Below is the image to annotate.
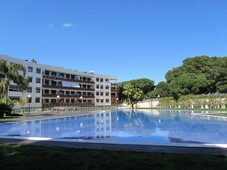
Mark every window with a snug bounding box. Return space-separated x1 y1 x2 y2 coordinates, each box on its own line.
96 99 99 102
51 90 57 95
106 99 109 103
96 78 99 82
51 72 57 77
27 87 32 93
36 77 41 83
100 85 103 89
28 66 33 73
28 76 32 83
35 97 40 103
9 85 21 92
36 68 41 74
106 92 109 96
96 84 99 89
100 92 103 96
105 85 109 89
96 92 99 96
105 79 109 83
44 79 49 85
100 78 103 82
44 99 49 103
66 74 70 79
36 87 41 93
44 70 49 76
59 73 64 78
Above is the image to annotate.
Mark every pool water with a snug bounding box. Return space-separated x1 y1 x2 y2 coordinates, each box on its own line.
0 109 227 145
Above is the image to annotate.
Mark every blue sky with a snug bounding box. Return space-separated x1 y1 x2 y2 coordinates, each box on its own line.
1 0 227 84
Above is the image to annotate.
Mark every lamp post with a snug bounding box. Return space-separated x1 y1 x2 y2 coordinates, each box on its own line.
157 95 160 108
116 97 119 110
27 94 31 116
57 95 60 113
80 96 83 111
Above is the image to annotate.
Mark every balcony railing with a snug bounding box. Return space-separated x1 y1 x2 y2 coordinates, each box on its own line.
43 75 94 84
42 103 95 108
111 89 118 92
111 96 118 98
42 84 95 91
111 102 119 106
111 83 118 86
42 93 94 98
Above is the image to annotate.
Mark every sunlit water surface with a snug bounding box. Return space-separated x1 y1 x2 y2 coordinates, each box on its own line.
0 109 227 145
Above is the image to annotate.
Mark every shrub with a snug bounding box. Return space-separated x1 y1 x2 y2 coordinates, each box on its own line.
0 103 12 117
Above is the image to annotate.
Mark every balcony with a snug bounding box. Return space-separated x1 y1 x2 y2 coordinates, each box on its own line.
43 75 94 84
42 93 95 98
111 89 118 93
111 83 118 86
111 95 118 99
42 84 95 91
111 102 119 106
42 103 95 108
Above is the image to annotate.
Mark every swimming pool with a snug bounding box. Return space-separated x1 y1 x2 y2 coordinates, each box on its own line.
0 109 227 145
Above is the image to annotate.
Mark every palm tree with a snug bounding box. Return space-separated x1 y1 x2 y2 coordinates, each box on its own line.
0 60 28 101
17 98 29 113
123 83 144 109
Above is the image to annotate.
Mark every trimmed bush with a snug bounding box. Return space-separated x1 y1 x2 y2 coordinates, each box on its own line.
0 103 12 117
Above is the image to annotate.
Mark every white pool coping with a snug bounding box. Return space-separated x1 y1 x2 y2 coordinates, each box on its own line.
1 135 227 149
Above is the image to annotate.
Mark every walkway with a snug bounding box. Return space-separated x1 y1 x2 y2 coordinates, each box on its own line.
0 110 98 123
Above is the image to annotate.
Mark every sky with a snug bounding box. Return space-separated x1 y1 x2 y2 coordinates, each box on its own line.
1 0 227 84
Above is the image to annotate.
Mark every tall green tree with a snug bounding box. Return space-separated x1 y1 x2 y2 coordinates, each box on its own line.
0 60 28 100
168 73 210 101
129 78 155 95
165 67 183 83
165 55 227 94
147 81 170 98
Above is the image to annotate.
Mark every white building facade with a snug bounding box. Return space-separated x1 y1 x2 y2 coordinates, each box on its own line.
0 55 118 108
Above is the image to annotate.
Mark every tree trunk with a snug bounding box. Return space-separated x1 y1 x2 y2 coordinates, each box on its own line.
131 103 134 109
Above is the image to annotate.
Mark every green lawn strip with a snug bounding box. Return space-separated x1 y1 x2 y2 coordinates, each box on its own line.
0 144 227 170
0 116 21 120
0 114 22 121
140 107 227 111
210 113 227 117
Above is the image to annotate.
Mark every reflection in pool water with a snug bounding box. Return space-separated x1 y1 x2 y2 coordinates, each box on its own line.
0 109 227 145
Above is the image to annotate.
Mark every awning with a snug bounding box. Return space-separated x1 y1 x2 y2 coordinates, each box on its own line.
62 81 80 88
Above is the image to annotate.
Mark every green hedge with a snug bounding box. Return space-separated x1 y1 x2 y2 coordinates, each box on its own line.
0 103 12 117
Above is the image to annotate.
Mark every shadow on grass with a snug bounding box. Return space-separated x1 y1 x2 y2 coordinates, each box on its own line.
1 140 227 170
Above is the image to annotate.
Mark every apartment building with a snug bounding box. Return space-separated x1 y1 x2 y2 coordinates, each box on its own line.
0 55 118 108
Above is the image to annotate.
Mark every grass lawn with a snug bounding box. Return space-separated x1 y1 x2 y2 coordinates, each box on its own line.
211 113 227 117
0 114 22 121
0 144 227 170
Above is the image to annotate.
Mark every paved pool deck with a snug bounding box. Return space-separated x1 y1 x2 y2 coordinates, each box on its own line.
0 110 99 123
1 110 227 155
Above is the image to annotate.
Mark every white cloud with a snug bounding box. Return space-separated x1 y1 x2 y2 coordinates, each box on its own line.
63 23 73 28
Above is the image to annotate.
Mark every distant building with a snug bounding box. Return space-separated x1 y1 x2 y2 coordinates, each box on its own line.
0 55 118 108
